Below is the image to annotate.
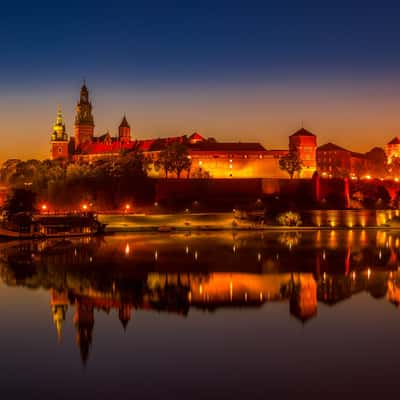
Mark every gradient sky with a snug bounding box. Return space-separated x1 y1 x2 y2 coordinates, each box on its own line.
2 0 400 159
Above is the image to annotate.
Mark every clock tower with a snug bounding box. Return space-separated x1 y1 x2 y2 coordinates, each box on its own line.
74 82 94 148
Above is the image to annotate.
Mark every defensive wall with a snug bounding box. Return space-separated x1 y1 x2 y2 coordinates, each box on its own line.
154 176 400 209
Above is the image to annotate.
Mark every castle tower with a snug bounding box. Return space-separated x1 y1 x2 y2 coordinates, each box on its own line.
386 137 400 164
50 289 69 343
118 115 131 143
289 127 317 178
50 107 69 160
118 303 133 330
73 299 94 365
74 82 94 148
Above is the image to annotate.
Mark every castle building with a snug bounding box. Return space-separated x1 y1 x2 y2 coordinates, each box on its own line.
74 83 94 148
50 289 69 343
50 107 69 160
317 142 370 178
386 136 400 164
289 128 317 178
50 83 317 179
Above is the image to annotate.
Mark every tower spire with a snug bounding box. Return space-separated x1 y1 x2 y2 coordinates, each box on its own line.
74 82 95 148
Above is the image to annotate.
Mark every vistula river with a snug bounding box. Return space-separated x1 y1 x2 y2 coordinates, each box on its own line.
0 230 400 399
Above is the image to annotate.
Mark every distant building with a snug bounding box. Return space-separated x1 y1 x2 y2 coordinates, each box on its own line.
50 83 317 179
289 128 317 178
50 107 69 160
317 142 369 178
386 136 400 164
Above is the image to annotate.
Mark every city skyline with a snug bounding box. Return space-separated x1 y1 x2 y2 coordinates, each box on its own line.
2 79 400 161
2 1 400 159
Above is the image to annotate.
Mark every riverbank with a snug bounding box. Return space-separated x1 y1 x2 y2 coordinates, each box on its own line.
98 211 399 232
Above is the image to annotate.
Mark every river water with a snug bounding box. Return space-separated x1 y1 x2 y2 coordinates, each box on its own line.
1 230 400 399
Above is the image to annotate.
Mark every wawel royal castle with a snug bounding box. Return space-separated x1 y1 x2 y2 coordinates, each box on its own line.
50 83 317 178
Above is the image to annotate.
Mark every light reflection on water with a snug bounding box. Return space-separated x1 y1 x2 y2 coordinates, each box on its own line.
1 231 400 398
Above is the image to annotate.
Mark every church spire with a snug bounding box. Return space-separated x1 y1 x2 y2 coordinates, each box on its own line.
51 106 68 142
118 114 131 143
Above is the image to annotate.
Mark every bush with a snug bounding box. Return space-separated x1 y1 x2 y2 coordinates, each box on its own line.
276 211 302 226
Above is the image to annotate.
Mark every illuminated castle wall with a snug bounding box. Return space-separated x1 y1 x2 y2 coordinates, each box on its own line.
50 84 317 179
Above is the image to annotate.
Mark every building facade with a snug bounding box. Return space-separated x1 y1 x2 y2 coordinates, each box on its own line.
386 137 400 164
50 84 317 179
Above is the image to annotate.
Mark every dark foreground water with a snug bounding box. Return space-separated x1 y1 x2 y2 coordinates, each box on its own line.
1 230 400 399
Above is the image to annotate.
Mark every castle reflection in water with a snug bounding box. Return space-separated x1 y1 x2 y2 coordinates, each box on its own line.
1 230 400 364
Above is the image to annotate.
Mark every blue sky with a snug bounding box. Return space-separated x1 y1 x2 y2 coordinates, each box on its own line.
1 0 400 158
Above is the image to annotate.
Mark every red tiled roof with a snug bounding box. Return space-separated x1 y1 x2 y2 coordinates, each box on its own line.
290 128 316 137
317 142 349 152
77 134 266 155
388 137 400 145
189 142 266 152
80 140 136 154
189 132 205 141
119 115 130 128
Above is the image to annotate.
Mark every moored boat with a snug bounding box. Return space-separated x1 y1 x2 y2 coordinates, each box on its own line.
0 212 106 239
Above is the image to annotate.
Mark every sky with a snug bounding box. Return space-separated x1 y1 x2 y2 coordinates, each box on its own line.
1 0 400 159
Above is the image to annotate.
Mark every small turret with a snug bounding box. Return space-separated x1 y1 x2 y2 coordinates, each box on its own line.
118 115 131 143
118 304 132 330
50 107 69 160
50 289 69 343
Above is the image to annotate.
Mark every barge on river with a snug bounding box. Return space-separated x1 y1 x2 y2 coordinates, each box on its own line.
0 212 106 239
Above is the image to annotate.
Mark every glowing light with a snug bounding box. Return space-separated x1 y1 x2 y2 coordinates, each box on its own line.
199 285 203 295
125 204 131 211
194 251 198 260
82 204 88 211
259 292 263 301
257 252 261 262
185 245 189 254
364 175 372 180
125 243 130 256
41 204 47 211
367 268 371 279
154 250 158 261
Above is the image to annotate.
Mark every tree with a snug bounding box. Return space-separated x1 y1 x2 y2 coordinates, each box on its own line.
279 153 302 179
3 188 37 215
171 143 192 178
156 143 191 178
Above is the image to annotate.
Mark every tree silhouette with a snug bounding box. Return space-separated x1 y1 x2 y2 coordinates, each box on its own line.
279 153 303 179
